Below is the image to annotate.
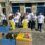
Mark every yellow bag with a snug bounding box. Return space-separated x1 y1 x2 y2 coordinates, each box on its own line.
16 33 24 39
16 33 32 41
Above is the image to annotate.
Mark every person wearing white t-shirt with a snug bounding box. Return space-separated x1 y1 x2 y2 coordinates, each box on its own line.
16 10 21 17
37 13 44 32
1 13 8 26
31 13 37 30
25 12 31 28
13 14 20 28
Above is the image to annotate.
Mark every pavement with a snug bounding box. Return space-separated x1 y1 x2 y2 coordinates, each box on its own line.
32 31 45 45
0 27 45 45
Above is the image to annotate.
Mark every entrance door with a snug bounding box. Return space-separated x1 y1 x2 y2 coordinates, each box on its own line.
12 6 20 13
24 7 31 13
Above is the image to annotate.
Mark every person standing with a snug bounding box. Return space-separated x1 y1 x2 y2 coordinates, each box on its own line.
16 10 21 27
16 10 21 17
25 12 31 28
9 15 15 30
13 13 20 28
37 13 44 32
31 13 37 30
1 13 8 26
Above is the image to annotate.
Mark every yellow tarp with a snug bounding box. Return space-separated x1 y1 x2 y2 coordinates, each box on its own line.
16 33 32 41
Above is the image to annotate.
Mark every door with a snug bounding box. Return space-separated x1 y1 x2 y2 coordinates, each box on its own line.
24 7 31 13
36 3 45 16
12 6 20 13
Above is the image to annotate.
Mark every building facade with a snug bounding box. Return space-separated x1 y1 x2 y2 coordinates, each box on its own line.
0 0 45 16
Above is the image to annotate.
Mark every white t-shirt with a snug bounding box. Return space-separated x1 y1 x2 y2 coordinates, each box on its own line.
31 15 37 21
25 13 31 21
2 16 6 20
1 14 6 20
17 12 21 17
37 15 44 23
13 15 20 23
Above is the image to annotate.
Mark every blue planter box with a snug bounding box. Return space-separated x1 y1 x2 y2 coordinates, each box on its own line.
0 26 10 33
2 39 16 45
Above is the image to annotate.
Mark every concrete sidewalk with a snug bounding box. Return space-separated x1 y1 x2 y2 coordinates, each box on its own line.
32 31 45 45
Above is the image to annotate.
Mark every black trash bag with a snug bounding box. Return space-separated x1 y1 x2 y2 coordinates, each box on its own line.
6 33 13 39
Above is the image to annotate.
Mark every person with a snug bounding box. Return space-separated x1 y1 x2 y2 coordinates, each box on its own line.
19 13 26 28
37 13 44 32
8 12 14 18
26 12 32 28
9 15 15 30
1 13 8 26
22 17 29 29
31 13 37 30
13 13 20 28
16 10 21 27
16 10 21 17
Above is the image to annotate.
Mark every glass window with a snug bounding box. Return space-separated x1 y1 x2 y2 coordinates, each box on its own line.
25 3 32 7
12 3 20 13
1 3 5 8
37 3 45 16
1 3 6 15
25 7 31 13
25 3 31 13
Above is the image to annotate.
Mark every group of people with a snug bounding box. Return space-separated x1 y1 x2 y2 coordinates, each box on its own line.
0 10 45 32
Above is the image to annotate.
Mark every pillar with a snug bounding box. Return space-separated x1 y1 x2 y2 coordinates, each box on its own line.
5 1 12 20
20 4 25 14
6 2 12 15
31 3 37 13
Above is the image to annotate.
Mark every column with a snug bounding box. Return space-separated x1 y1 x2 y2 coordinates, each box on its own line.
20 4 25 14
31 4 37 13
5 0 12 21
6 3 12 15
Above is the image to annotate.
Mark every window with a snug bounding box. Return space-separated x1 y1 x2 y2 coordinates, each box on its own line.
37 3 45 16
12 3 20 13
24 3 32 13
1 3 6 15
1 3 5 7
